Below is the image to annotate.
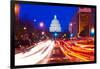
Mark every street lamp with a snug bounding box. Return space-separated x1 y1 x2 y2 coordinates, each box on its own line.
41 31 45 35
15 4 20 16
69 23 73 39
54 32 58 40
70 33 73 37
39 22 44 27
54 32 58 37
24 27 27 30
91 28 94 34
70 23 72 26
33 19 37 22
90 28 94 36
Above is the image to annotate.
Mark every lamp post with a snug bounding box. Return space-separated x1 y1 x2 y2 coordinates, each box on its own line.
15 4 20 16
70 23 73 39
70 23 72 27
39 22 45 39
90 27 94 37
24 27 27 30
39 22 44 28
41 31 45 35
23 27 27 34
54 32 58 40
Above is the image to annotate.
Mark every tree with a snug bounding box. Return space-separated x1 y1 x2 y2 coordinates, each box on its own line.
79 25 89 37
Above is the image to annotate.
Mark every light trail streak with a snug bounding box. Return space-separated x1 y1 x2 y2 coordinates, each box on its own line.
63 41 94 54
15 40 54 65
15 40 51 58
62 41 94 61
37 40 54 64
74 43 94 49
23 40 52 57
57 40 94 62
56 41 73 61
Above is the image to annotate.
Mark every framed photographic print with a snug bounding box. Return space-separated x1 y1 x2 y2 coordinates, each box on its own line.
11 1 96 68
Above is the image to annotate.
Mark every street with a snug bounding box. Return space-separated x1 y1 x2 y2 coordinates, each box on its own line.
15 38 94 65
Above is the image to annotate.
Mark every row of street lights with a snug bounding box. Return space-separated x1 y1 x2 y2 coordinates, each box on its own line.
23 21 94 39
23 21 45 35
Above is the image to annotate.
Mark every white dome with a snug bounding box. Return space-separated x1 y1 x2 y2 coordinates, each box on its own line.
49 15 61 32
51 19 60 27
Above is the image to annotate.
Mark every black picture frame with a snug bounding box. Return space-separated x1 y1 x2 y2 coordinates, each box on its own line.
11 1 97 69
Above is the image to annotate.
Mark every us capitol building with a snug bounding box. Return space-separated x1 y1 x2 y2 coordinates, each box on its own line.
49 15 61 32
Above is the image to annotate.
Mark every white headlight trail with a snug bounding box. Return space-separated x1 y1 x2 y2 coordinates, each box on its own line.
15 40 54 65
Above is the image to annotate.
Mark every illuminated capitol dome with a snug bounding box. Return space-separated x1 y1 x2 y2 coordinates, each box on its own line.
49 15 61 32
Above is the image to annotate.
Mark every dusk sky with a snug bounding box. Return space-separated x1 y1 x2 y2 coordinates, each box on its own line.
18 3 79 32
